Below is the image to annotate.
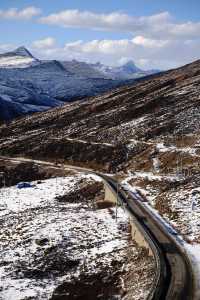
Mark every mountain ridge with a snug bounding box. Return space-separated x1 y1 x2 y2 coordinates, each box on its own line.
0 47 132 122
0 47 159 78
12 46 36 58
0 46 34 59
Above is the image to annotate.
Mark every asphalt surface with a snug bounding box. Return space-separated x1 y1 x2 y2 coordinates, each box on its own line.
103 175 194 300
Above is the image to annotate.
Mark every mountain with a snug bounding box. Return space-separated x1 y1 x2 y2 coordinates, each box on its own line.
0 47 132 122
0 46 39 69
60 60 105 79
90 60 159 80
121 60 142 73
12 46 35 58
62 60 146 80
60 59 159 80
0 47 160 122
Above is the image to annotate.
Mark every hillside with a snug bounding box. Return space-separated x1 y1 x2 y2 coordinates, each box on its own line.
1 58 200 244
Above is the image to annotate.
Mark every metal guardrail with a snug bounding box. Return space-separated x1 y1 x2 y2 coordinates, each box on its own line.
101 175 171 300
101 175 194 300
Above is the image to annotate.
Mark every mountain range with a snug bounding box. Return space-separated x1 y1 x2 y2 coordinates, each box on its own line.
0 46 159 122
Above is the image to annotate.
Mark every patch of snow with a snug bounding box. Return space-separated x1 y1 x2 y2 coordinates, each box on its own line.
156 143 197 156
152 157 160 173
0 56 36 69
66 138 113 147
168 189 200 242
121 116 147 129
0 176 81 215
81 173 102 182
133 171 180 182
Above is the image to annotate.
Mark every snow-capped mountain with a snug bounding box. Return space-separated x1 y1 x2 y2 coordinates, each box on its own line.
0 47 159 122
60 60 104 79
91 60 159 80
60 59 159 80
0 47 122 122
0 46 39 69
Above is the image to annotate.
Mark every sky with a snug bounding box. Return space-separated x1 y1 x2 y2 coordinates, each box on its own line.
0 0 200 69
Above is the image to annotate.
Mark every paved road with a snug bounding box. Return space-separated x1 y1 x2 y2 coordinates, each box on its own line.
103 175 194 300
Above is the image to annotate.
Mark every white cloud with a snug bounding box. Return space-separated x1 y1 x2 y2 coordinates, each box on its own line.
63 39 135 55
30 35 200 70
39 9 200 40
39 9 174 37
0 43 14 53
132 36 169 48
0 6 41 20
1 6 199 70
62 37 169 57
32 37 56 49
40 9 138 32
36 8 200 70
168 22 200 39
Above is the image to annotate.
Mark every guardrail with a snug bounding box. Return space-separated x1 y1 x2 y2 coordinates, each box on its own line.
101 175 171 299
101 174 195 300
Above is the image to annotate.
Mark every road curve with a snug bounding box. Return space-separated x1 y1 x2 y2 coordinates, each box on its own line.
0 156 197 299
102 175 194 300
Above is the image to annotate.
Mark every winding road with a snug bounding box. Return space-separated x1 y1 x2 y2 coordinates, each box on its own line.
0 156 198 300
103 175 194 300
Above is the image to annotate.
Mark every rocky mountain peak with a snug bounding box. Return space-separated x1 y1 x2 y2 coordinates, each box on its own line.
13 46 35 59
121 60 142 73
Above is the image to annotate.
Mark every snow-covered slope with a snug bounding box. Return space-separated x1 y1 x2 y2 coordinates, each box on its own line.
0 46 39 69
0 174 128 299
0 56 36 68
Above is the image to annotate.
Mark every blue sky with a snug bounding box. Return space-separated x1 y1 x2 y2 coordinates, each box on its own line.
1 0 200 69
